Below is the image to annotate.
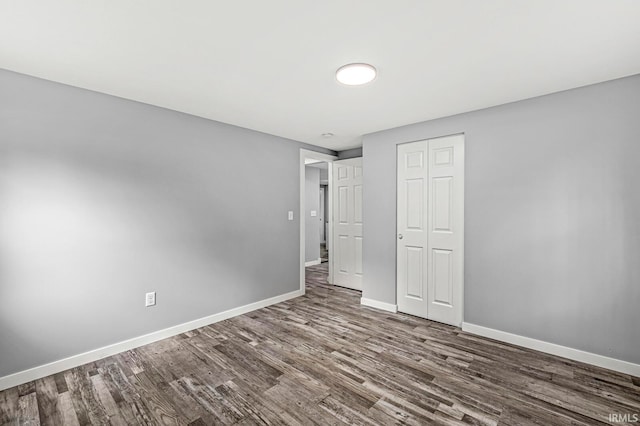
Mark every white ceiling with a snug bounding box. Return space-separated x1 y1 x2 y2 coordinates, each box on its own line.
2 1 639 151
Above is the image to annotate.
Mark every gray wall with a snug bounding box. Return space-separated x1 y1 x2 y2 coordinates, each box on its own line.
337 147 363 160
0 70 333 378
319 166 328 183
362 74 640 364
304 166 320 262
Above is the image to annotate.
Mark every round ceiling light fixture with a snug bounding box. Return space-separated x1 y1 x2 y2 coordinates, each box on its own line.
322 133 334 138
336 63 377 86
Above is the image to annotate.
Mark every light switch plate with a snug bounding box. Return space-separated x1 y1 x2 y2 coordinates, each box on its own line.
288 211 294 220
145 292 156 307
310 210 317 217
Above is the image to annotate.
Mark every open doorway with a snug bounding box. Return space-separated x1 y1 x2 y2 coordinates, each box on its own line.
319 184 328 263
299 149 337 294
306 161 329 265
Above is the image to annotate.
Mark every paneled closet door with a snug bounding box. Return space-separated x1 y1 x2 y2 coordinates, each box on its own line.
397 141 429 318
397 134 464 326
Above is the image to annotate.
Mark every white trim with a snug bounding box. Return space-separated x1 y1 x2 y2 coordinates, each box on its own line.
300 149 338 295
305 259 321 267
361 297 398 313
462 322 640 377
0 289 303 392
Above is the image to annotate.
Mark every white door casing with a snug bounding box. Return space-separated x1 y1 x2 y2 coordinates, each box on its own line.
397 134 464 326
332 158 363 290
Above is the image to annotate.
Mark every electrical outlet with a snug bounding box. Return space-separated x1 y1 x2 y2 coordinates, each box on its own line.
145 292 156 307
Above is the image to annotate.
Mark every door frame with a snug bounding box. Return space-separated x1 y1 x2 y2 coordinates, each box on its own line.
395 134 465 326
300 149 338 294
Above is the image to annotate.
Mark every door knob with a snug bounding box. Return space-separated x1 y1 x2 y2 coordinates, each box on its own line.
398 234 403 239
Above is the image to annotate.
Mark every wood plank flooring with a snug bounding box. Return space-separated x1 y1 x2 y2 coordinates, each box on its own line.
1 263 639 425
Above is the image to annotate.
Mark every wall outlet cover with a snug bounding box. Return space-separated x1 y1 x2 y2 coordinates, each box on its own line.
145 292 156 307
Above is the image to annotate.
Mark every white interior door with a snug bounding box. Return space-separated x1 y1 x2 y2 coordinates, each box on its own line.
397 140 429 317
332 158 363 290
397 134 464 326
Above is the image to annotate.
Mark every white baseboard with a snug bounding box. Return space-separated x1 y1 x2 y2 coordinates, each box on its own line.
361 297 398 313
0 289 303 392
305 259 321 267
462 322 640 378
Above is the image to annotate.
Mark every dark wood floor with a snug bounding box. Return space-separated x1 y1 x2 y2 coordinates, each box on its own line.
1 264 639 425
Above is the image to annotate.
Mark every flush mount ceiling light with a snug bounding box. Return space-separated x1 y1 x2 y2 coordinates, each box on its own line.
322 133 334 138
336 63 377 86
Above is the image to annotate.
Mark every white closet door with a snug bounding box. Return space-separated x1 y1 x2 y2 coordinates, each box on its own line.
397 134 464 326
396 141 429 317
332 158 363 290
426 134 464 326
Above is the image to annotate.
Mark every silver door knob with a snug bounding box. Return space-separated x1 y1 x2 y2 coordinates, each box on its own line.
398 234 403 239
